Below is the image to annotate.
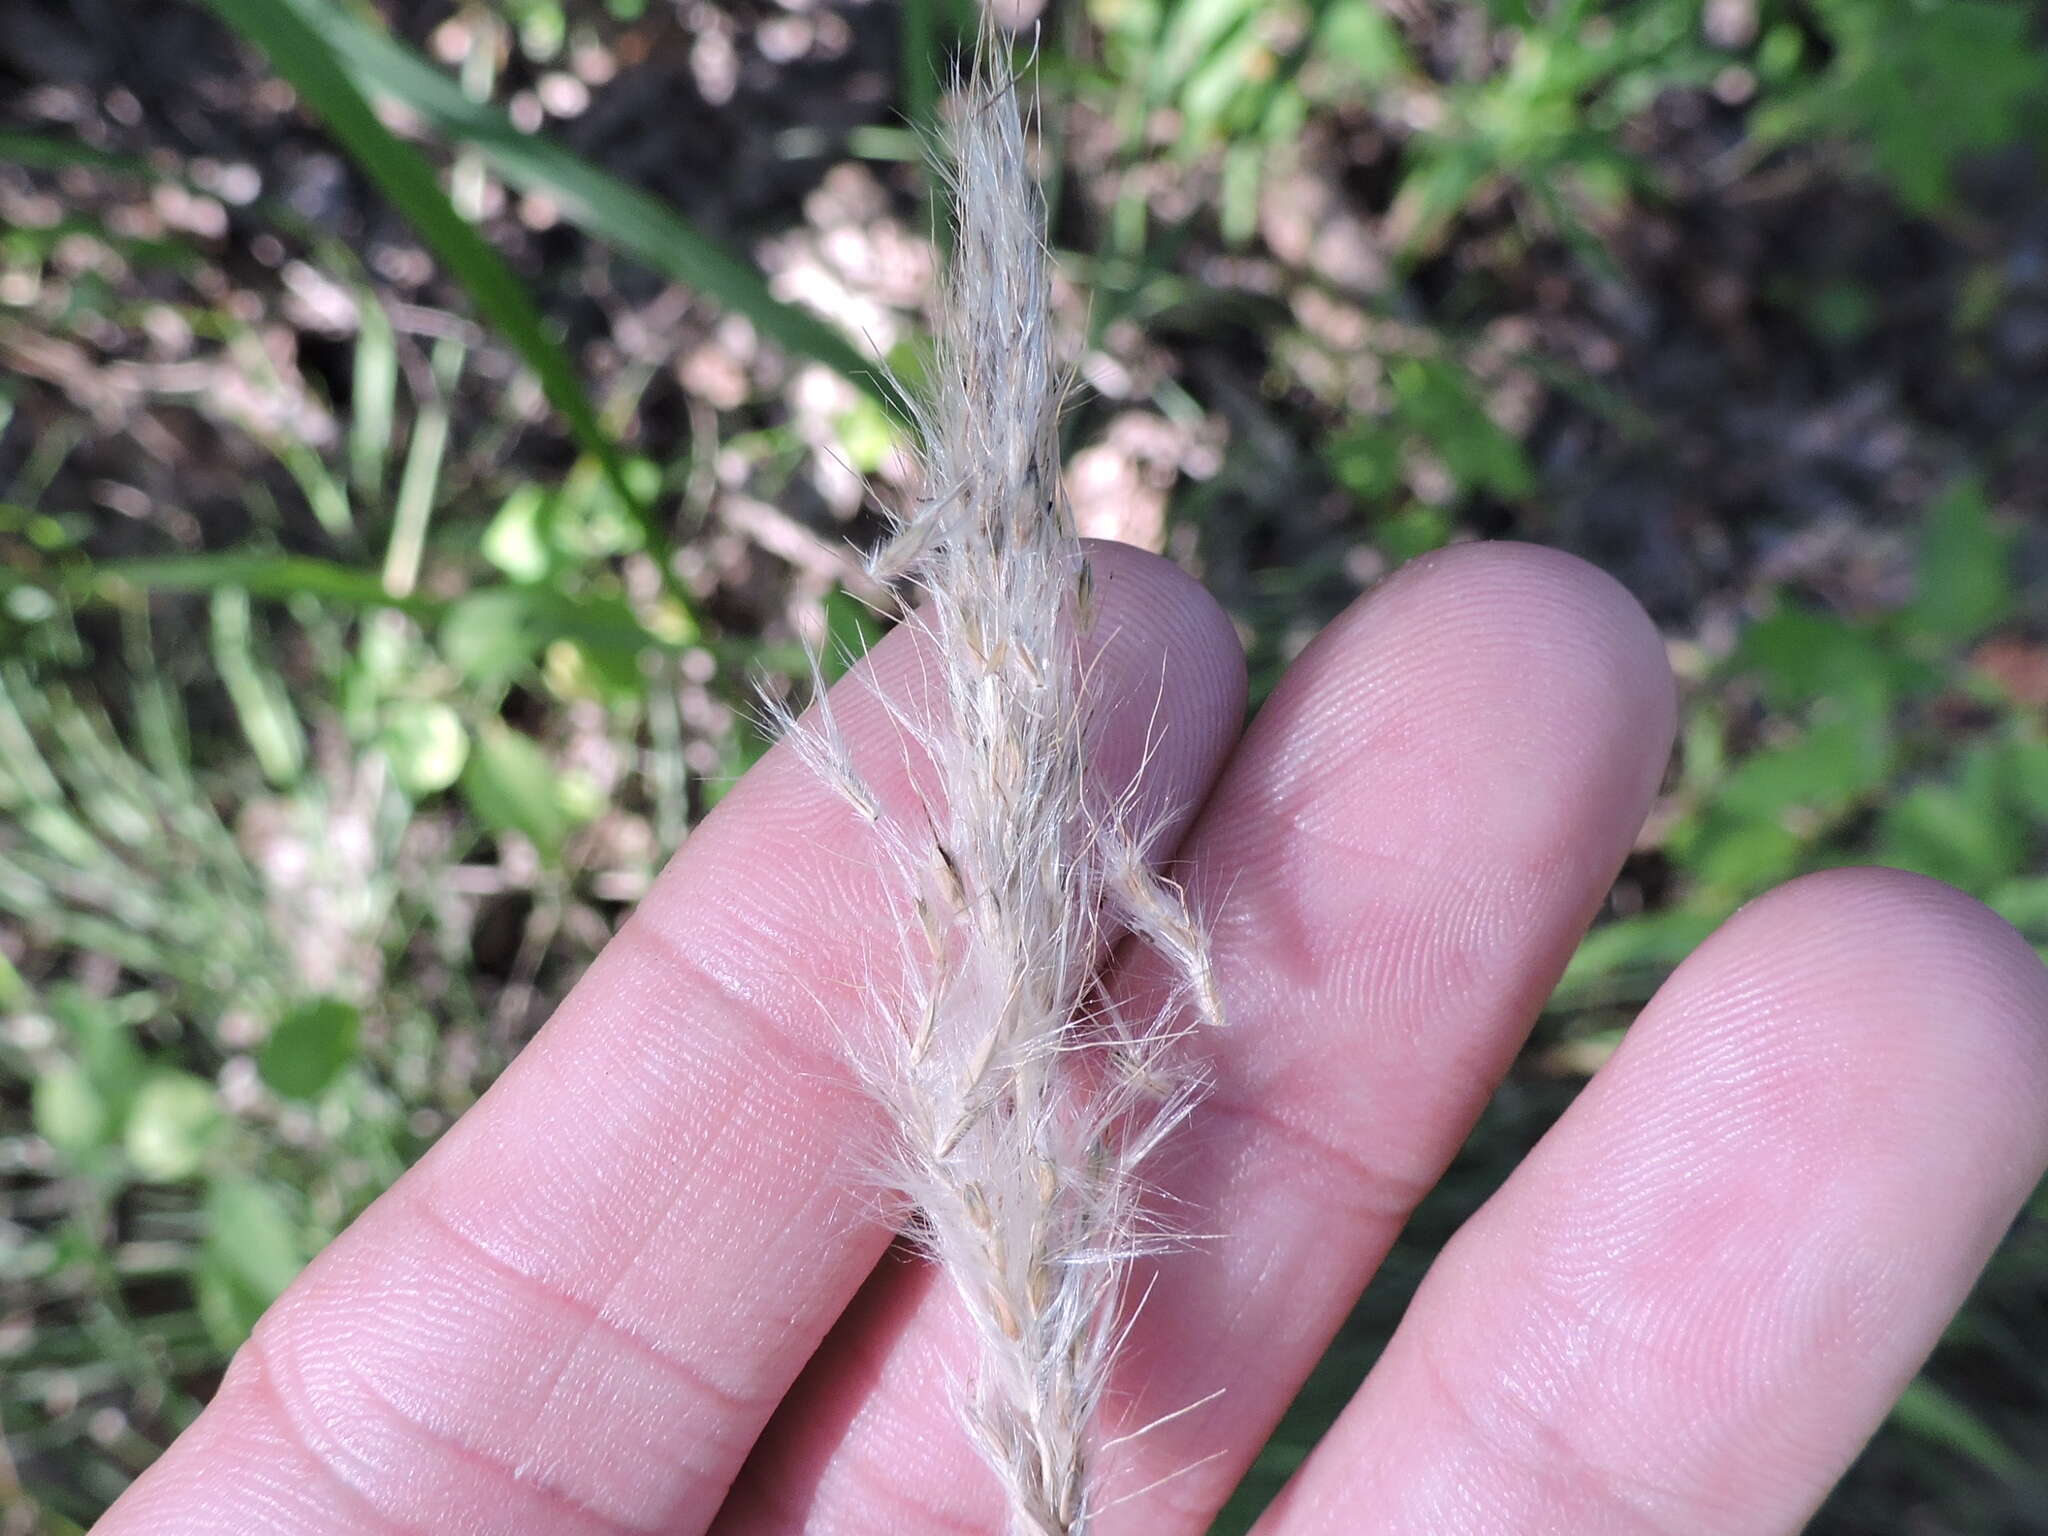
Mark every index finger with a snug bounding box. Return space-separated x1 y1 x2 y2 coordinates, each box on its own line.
95 543 1245 1536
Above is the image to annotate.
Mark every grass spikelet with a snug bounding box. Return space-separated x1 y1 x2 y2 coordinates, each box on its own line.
776 37 1224 1536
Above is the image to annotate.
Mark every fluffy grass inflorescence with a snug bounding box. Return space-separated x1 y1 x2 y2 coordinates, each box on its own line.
776 46 1225 1536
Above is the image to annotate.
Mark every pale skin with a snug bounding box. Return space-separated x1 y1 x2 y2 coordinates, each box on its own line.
99 541 2048 1535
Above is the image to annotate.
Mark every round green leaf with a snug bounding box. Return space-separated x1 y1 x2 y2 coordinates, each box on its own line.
834 395 901 475
205 1177 306 1300
440 588 543 685
196 1176 308 1350
482 483 554 583
259 998 363 1101
33 1066 110 1157
461 721 579 861
124 1072 223 1182
377 700 469 798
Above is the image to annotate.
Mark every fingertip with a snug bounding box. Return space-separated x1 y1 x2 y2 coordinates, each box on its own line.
1383 540 1678 745
1081 538 1248 739
1732 863 2046 989
1693 866 2048 1152
1272 542 1675 785
1076 540 1248 838
1546 864 2048 1328
1272 867 2048 1535
1230 541 1676 941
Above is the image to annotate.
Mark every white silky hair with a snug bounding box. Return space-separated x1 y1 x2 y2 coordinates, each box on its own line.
773 44 1223 1536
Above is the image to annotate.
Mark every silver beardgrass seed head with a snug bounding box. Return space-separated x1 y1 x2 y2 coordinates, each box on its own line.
780 36 1226 1536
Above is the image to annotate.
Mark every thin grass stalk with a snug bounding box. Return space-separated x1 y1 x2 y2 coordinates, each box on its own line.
778 49 1223 1536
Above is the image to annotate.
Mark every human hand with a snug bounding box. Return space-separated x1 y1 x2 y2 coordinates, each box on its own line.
97 542 2048 1535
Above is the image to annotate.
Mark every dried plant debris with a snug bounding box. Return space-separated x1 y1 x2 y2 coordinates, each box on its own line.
773 51 1224 1536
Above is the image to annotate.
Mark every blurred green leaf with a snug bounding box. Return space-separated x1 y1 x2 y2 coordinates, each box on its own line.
552 456 657 563
1877 764 2025 895
441 589 547 685
1386 2 1694 259
2001 733 2048 823
0 133 156 177
898 0 943 141
482 460 660 587
542 636 645 708
834 394 903 476
1324 422 1404 502
1737 607 1891 706
461 721 579 860
1892 1377 2024 1482
270 0 904 418
1150 0 1257 104
349 286 399 498
1718 712 1894 819
1 216 203 279
482 484 555 584
1909 479 2012 645
209 1178 307 1299
198 0 650 547
821 587 883 683
377 700 469 798
440 585 665 687
1728 606 1843 696
89 553 439 616
1389 358 1534 500
51 986 147 1116
1317 1 1408 88
1377 506 1454 563
259 997 361 1101
33 1066 112 1158
210 588 306 787
1171 7 1269 145
1553 908 1723 1008
1389 144 1494 255
273 434 355 544
1762 0 2048 212
1987 876 2048 932
1325 357 1533 509
1694 602 1917 902
1676 811 1805 896
197 1178 305 1350
124 1072 223 1182
554 767 607 825
384 337 458 600
508 0 566 60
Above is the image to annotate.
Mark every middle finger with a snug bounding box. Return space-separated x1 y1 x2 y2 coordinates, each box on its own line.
717 542 1677 1532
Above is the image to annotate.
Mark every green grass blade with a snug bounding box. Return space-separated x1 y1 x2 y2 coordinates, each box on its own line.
196 0 653 548
209 588 306 787
384 338 461 599
349 285 399 498
86 553 443 618
1891 1377 2024 1482
0 670 66 807
900 0 942 139
272 0 906 419
0 133 156 177
274 433 354 543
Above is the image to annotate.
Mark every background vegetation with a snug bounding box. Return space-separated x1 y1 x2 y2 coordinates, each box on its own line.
2 0 2045 1529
